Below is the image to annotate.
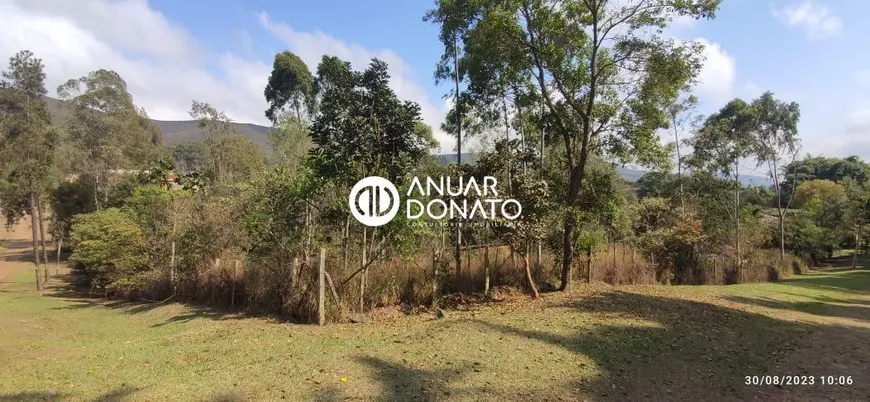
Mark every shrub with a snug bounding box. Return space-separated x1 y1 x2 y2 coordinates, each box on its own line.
69 208 145 293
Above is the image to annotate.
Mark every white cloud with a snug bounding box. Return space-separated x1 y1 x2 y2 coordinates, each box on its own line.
0 0 452 155
694 38 737 104
257 12 450 153
12 0 201 64
0 0 269 126
773 0 843 40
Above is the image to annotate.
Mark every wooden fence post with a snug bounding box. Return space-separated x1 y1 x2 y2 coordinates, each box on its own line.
432 248 439 307
231 260 239 308
318 248 326 326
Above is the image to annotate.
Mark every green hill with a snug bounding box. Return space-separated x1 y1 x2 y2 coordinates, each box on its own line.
44 96 272 149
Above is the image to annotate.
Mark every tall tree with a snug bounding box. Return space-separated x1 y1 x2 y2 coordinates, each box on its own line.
667 93 699 212
58 70 162 208
189 101 265 184
264 51 315 123
688 99 758 281
751 91 800 259
309 56 430 310
843 179 870 268
426 0 720 290
0 50 57 290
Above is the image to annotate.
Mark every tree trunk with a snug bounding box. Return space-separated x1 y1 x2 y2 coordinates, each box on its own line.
734 163 742 282
231 260 239 308
612 242 617 272
852 232 860 269
360 226 367 312
773 158 785 260
779 210 786 260
342 215 349 273
29 194 42 291
36 196 49 283
559 218 575 291
484 242 491 295
453 36 463 284
432 248 439 307
93 176 100 210
673 116 684 213
318 248 326 326
305 202 311 259
586 248 593 283
521 252 539 298
55 237 62 276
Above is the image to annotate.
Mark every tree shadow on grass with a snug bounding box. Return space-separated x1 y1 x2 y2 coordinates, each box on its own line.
772 290 870 306
44 273 261 327
460 290 870 401
726 295 870 322
0 239 39 263
355 356 474 401
91 385 139 401
0 385 136 402
0 391 69 401
779 269 870 295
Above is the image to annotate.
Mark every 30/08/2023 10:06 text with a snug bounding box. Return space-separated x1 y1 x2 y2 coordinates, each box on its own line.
744 375 854 386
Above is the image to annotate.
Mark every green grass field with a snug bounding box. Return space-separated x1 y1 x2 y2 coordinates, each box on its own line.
1 258 869 401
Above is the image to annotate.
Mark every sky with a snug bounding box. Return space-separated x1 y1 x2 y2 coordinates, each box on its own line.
2 0 869 161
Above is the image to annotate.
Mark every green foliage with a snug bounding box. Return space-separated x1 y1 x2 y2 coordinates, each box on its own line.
244 167 309 258
105 173 146 209
189 101 267 184
171 141 208 173
793 179 847 214
69 208 145 290
265 51 315 123
688 99 757 177
309 56 429 184
636 171 675 199
781 155 870 206
0 50 58 218
427 0 720 286
58 69 163 207
268 116 311 170
751 91 800 186
782 211 828 263
49 178 95 239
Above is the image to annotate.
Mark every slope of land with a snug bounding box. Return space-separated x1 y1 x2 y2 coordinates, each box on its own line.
1 219 867 401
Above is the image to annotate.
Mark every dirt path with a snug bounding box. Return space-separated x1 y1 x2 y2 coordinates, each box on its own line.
0 216 40 284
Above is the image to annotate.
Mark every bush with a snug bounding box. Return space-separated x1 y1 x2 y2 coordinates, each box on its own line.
69 208 146 293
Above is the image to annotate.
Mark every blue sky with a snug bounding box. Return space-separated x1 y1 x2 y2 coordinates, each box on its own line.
2 0 869 160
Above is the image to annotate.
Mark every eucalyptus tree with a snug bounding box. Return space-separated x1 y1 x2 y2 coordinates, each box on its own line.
426 0 720 290
688 99 757 280
0 50 58 290
751 92 800 259
667 93 699 212
188 101 265 184
265 51 316 123
59 70 163 208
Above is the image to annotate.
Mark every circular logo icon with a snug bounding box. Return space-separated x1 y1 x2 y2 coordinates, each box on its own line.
349 176 400 227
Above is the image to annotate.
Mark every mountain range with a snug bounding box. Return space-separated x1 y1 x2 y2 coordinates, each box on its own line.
43 97 769 185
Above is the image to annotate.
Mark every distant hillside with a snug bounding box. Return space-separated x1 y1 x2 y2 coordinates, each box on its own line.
44 97 272 149
43 97 768 185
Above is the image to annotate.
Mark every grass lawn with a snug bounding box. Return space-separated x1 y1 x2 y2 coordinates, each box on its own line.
1 258 869 401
